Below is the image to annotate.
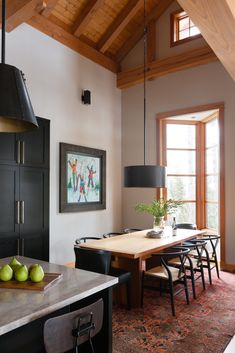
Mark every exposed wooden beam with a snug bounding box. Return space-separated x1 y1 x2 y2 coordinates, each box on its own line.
177 0 235 81
97 0 142 54
27 14 119 73
41 0 59 18
73 0 104 38
116 0 174 62
0 0 45 32
117 46 218 89
147 20 156 63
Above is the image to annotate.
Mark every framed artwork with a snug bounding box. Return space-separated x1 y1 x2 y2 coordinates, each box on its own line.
60 143 106 212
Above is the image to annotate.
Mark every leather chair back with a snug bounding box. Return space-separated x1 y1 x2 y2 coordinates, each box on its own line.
175 223 197 230
74 246 111 275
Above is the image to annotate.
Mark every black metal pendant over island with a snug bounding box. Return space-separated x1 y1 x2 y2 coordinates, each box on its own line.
0 0 38 132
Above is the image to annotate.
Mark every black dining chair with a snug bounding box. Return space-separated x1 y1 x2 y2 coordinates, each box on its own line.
74 245 131 310
169 240 206 299
75 236 101 245
175 223 197 230
44 299 103 353
103 232 123 238
195 234 220 284
141 247 190 316
123 228 142 233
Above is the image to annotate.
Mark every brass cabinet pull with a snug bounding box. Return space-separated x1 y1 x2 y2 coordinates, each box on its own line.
20 201 25 224
17 141 21 164
16 201 20 224
21 141 25 164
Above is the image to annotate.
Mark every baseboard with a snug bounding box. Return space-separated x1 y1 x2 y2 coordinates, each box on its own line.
220 261 235 272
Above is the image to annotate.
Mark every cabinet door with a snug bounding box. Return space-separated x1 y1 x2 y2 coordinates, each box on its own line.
19 167 49 261
18 117 50 168
0 165 20 235
0 165 20 259
0 236 19 259
0 133 18 165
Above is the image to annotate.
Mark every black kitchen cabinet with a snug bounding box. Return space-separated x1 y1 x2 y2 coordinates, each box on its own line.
0 117 50 260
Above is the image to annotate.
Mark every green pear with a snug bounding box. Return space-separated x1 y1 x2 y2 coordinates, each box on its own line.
9 257 22 274
12 264 22 275
0 264 13 281
14 265 28 282
30 264 44 283
9 257 22 268
28 263 38 273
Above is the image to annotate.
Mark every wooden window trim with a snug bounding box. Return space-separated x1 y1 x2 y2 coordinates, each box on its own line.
170 9 202 47
156 102 225 263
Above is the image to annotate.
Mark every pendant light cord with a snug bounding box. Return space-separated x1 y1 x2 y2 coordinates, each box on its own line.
143 0 147 165
1 0 6 64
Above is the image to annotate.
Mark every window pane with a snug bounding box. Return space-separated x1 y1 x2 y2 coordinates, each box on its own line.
206 203 218 230
206 146 219 173
206 175 219 201
167 124 196 149
179 28 189 40
179 17 189 31
167 176 196 200
174 202 196 224
167 150 196 174
190 26 200 36
206 118 219 147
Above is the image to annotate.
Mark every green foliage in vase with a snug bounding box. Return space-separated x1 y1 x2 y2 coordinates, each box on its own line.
135 198 182 218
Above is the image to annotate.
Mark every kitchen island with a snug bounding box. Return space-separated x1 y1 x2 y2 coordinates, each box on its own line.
0 256 118 353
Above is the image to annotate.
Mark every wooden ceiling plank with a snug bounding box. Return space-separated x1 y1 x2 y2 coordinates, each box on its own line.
97 0 142 54
0 0 45 32
27 14 119 73
116 0 174 62
177 0 235 81
73 0 104 38
41 0 59 18
117 46 218 89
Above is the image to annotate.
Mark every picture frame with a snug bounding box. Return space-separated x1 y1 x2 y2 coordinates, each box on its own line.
60 143 106 212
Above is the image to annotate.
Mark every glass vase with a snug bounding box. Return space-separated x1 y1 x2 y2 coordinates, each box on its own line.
153 216 165 231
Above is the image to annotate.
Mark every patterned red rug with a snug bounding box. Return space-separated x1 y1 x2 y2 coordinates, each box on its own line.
113 271 235 353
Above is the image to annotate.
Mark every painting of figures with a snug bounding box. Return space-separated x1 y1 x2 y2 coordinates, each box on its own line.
60 143 106 212
67 153 100 203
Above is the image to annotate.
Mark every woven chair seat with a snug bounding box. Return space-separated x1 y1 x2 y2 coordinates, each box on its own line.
190 249 215 260
145 265 184 282
169 257 200 269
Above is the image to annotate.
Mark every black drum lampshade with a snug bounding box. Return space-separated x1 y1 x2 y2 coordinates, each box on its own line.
124 165 166 188
123 1 166 189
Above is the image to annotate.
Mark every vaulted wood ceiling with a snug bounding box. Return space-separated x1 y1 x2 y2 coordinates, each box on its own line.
1 0 234 87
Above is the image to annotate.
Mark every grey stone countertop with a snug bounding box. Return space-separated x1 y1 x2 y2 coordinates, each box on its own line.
0 256 118 336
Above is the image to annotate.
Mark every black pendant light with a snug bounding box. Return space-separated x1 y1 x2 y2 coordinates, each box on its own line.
124 0 166 188
0 0 38 132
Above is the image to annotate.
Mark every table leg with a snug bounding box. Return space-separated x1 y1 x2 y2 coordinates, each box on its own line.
118 257 143 308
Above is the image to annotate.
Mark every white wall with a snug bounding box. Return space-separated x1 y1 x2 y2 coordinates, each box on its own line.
4 24 122 264
121 3 235 265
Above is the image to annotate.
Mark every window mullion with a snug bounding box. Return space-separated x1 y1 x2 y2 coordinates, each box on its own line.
196 122 206 228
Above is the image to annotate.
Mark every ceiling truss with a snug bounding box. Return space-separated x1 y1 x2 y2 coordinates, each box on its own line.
0 0 233 87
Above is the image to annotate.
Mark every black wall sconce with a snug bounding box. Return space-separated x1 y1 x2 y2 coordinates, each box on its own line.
81 90 91 105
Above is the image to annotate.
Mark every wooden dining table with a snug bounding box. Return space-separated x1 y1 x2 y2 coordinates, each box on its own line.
80 228 205 308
